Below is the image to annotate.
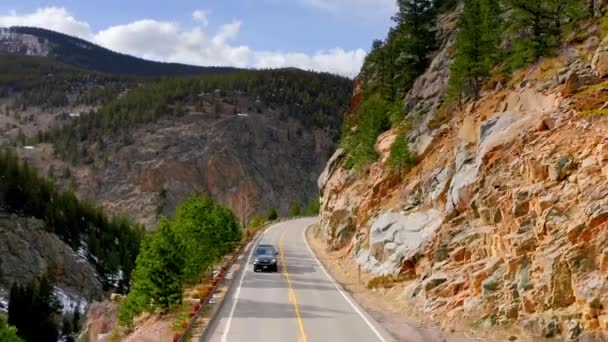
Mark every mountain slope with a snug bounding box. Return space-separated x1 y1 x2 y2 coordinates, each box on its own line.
9 65 352 227
0 26 237 76
318 2 608 341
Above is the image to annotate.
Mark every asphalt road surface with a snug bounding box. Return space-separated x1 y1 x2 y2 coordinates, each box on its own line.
204 217 395 342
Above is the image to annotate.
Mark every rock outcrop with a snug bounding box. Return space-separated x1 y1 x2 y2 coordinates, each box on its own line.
81 300 120 342
0 212 103 307
318 15 608 341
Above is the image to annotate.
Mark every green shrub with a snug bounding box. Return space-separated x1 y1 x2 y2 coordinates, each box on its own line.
266 207 278 221
388 101 406 128
305 197 320 215
387 132 415 175
289 203 302 217
248 216 266 230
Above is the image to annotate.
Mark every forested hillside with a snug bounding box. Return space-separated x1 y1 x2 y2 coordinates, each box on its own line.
1 43 352 228
0 54 138 109
43 68 350 160
342 0 599 171
1 27 238 76
0 150 144 291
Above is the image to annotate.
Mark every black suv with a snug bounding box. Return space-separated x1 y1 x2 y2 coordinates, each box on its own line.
253 244 278 272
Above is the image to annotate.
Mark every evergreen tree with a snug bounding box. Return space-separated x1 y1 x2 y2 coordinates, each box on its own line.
71 309 81 335
341 94 391 169
505 0 587 68
387 132 415 175
172 196 240 282
131 219 184 311
61 317 73 342
449 0 503 102
449 0 486 101
119 195 241 327
0 316 22 342
391 0 438 99
8 276 61 342
267 207 279 221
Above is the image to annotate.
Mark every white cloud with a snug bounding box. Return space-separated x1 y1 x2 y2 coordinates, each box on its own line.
95 20 181 59
254 48 366 77
192 9 208 27
0 7 93 40
0 7 366 77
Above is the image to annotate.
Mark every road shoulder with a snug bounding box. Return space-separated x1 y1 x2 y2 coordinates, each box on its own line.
305 224 481 342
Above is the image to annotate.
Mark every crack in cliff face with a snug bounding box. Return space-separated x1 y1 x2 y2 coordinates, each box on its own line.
318 14 608 340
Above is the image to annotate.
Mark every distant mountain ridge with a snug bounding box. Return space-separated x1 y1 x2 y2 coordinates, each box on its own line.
0 26 238 76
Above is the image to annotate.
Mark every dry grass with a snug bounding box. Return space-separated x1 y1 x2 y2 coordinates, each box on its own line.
572 80 608 117
536 56 565 82
366 273 415 289
507 68 528 87
429 102 457 129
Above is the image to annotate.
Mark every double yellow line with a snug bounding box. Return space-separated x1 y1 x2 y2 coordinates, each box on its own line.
279 228 307 342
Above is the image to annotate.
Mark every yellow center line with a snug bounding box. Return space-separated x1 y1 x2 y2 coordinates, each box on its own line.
279 228 307 342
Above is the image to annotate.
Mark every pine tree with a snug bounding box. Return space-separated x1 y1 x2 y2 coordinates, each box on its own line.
0 316 22 342
388 132 415 175
8 276 61 342
448 0 502 102
131 220 184 310
391 0 438 99
33 276 62 342
72 308 81 334
61 317 73 342
505 0 587 67
480 0 502 69
449 0 485 101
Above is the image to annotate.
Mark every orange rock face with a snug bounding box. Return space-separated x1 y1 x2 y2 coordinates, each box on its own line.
319 31 608 339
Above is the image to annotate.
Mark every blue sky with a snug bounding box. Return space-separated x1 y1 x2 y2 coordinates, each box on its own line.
0 0 397 76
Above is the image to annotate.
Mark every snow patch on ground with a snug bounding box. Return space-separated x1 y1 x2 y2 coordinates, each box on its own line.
0 292 8 313
75 243 91 264
75 241 99 264
54 287 87 314
110 269 124 288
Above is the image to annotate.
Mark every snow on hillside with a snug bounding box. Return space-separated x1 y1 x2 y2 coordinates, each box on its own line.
0 29 51 56
54 287 87 314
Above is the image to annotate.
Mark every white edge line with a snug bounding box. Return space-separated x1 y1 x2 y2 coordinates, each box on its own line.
302 224 389 342
220 222 283 342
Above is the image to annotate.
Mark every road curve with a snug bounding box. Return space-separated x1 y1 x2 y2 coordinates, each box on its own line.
203 217 395 342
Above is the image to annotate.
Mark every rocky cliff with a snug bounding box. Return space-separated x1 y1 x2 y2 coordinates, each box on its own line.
20 95 338 228
318 13 608 341
74 106 333 227
0 212 103 311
